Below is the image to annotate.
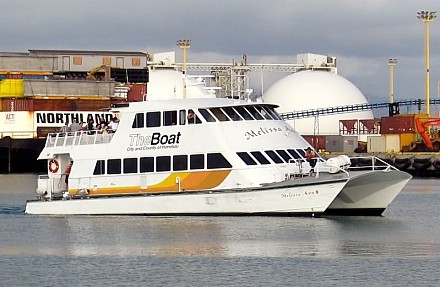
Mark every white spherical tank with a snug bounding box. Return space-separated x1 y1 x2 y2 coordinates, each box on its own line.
263 70 374 135
147 69 212 100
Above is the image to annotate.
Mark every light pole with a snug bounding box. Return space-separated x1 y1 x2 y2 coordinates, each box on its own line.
388 58 397 103
417 10 437 117
177 39 191 99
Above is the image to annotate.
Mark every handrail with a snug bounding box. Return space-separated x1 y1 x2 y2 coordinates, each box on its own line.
348 155 398 171
45 130 114 147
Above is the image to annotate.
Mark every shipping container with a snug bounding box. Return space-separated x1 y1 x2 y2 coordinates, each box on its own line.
302 135 326 151
380 115 416 134
385 134 400 153
325 135 357 152
400 133 416 152
33 99 112 111
1 98 33 111
0 78 24 98
127 83 147 102
367 135 386 153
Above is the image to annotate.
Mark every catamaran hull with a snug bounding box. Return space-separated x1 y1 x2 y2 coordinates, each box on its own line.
25 179 347 216
324 170 412 216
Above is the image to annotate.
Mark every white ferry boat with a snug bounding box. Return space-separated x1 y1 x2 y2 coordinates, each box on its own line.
25 98 410 216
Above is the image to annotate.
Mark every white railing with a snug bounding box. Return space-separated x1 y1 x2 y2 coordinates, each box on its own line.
348 155 398 172
45 130 115 147
300 155 396 178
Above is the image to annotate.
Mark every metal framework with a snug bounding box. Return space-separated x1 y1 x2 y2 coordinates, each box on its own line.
279 99 438 120
175 61 334 100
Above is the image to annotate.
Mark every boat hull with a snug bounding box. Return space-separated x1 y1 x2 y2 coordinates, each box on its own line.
25 178 347 216
325 170 412 216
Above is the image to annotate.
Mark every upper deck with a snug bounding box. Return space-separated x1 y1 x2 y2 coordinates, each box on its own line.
44 98 285 149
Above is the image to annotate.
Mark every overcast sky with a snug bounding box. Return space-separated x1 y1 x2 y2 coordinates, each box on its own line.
1 0 439 111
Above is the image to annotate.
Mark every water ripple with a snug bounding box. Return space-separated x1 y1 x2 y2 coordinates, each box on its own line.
0 205 25 214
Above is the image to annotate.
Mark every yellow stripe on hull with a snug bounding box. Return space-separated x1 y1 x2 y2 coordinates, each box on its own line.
69 170 231 196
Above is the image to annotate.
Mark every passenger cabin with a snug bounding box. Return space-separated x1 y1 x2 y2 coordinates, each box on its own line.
40 99 320 198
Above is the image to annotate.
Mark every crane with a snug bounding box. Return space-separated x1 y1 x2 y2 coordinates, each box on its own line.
86 65 111 81
413 118 440 151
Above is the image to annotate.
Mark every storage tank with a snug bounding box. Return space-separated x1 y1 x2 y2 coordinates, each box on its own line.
263 70 374 136
147 69 212 100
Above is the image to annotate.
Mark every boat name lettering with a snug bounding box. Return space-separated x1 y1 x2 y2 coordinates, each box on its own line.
245 126 283 140
281 192 301 198
35 112 113 127
127 132 181 151
281 190 318 198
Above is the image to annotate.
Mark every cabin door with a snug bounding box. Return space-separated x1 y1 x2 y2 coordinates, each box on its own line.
62 56 70 71
116 57 124 68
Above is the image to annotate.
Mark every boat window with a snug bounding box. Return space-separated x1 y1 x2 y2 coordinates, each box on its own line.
187 109 201 125
93 160 106 175
255 106 273 120
264 150 284 164
163 111 177 126
107 158 122 174
132 113 145 128
222 107 243 121
199 108 216 122
276 150 293 163
287 149 302 159
179 109 186 125
296 149 306 158
140 156 154 173
237 152 257 165
173 155 188 171
156 156 171 172
207 153 232 169
123 158 138 174
209 108 230 121
246 106 264 120
190 154 204 169
250 151 270 164
265 106 282 120
146 112 161 128
234 106 254 120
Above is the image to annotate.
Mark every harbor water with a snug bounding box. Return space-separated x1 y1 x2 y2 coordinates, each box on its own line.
0 174 439 286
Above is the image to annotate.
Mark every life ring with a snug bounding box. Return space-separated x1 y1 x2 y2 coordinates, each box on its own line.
49 159 59 173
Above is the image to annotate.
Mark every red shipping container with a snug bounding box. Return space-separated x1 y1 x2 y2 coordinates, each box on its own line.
380 115 415 134
1 98 33 111
302 135 326 151
127 83 147 102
